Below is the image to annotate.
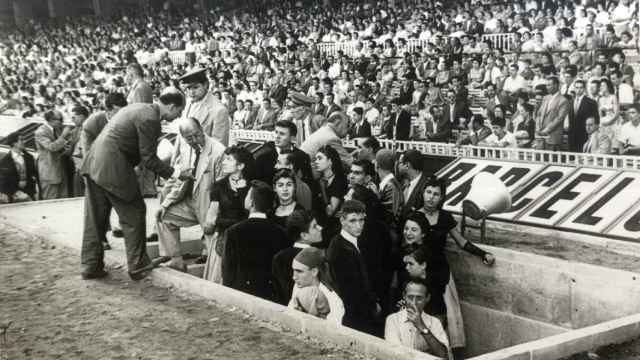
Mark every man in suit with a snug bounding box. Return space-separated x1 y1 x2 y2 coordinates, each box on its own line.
80 88 192 280
348 107 372 139
156 118 226 271
0 132 38 202
535 76 571 151
35 110 73 200
385 99 411 141
483 82 511 118
375 149 403 235
398 149 430 220
311 92 326 116
443 88 473 135
301 112 353 168
179 68 230 146
427 104 452 143
254 120 313 185
253 98 277 130
272 210 323 305
569 80 599 152
583 117 611 154
223 180 291 301
324 93 342 118
125 63 153 104
327 200 380 335
456 114 492 146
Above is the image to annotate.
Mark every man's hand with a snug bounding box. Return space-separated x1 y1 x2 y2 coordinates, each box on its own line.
406 303 426 332
61 126 72 138
483 253 496 266
178 168 195 181
203 221 216 235
155 207 166 223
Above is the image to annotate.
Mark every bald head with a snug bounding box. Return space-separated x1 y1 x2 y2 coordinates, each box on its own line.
179 117 205 150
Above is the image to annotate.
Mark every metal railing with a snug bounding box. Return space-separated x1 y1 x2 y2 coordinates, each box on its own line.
231 129 640 171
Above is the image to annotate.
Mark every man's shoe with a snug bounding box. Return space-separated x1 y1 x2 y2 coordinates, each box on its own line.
112 229 124 238
194 255 207 264
128 257 171 280
146 233 158 243
81 269 109 280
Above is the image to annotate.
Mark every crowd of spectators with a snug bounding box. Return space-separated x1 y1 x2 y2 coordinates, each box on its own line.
2 0 640 358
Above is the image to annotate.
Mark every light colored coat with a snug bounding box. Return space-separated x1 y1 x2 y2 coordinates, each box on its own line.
161 135 225 220
34 124 67 184
127 79 153 104
181 92 230 146
535 92 570 146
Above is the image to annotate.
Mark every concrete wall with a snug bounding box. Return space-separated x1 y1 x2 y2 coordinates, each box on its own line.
448 244 640 330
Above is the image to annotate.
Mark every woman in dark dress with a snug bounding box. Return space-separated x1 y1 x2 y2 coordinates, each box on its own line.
312 145 348 244
203 146 255 283
416 176 495 357
272 168 304 229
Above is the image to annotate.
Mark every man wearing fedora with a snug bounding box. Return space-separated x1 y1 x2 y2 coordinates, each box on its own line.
178 68 230 146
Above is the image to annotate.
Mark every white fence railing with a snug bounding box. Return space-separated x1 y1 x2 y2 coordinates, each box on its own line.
231 129 640 172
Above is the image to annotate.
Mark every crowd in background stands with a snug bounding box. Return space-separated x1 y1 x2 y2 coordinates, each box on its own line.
1 0 640 156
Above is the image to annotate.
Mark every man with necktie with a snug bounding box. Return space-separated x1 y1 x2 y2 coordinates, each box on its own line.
155 117 226 271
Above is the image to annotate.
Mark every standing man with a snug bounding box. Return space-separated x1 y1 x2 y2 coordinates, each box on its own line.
222 180 291 301
80 88 191 280
68 105 89 196
617 104 640 156
348 107 372 139
535 76 570 151
569 80 599 152
125 62 156 199
178 68 230 146
327 200 380 335
253 98 277 131
254 120 313 185
156 117 226 271
126 63 153 105
35 110 72 200
375 149 404 244
398 149 429 220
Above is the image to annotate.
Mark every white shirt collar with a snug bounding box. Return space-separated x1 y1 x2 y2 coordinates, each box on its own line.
248 212 267 219
340 230 359 250
293 242 310 249
379 172 395 191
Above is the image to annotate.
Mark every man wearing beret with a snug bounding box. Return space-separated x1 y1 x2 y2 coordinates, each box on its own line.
178 68 230 146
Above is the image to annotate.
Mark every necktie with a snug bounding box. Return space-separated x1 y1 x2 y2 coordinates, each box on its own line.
192 149 200 176
574 97 580 114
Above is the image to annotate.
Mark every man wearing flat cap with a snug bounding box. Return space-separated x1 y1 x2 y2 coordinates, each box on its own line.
178 67 230 146
288 91 316 145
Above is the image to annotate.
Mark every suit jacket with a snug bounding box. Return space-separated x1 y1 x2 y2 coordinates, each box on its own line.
348 120 372 139
485 94 512 116
160 135 225 220
254 142 313 185
384 110 411 141
271 245 304 305
324 103 342 118
311 103 327 116
536 92 571 146
127 79 153 104
301 125 353 168
181 92 230 146
583 130 611 154
78 111 109 163
327 234 378 333
34 124 67 184
379 175 404 230
0 150 37 198
443 101 473 130
430 115 453 143
222 217 291 301
253 107 277 130
569 96 599 152
81 103 174 202
400 173 430 221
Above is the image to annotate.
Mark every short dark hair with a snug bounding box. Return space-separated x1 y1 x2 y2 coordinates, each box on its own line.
286 209 315 241
402 149 423 171
127 63 144 77
404 277 430 296
275 120 298 137
272 168 297 187
224 145 255 180
491 116 506 128
361 136 380 153
105 92 127 110
72 105 89 118
159 91 185 108
339 199 366 217
353 159 376 178
375 149 395 172
249 180 275 213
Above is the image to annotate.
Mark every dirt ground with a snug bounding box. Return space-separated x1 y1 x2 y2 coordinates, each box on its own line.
0 223 363 360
